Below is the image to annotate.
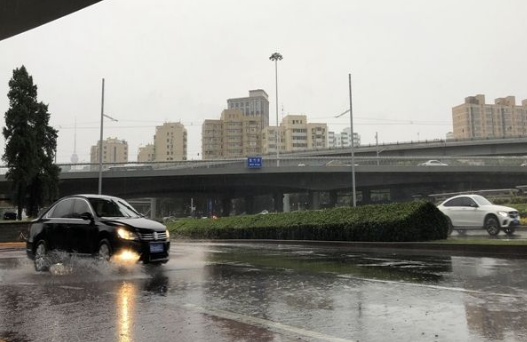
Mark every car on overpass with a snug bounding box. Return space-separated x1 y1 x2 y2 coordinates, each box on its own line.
418 159 448 166
26 194 170 271
437 194 520 236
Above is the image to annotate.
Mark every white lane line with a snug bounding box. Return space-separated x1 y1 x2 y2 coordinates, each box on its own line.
337 275 523 298
182 303 356 342
58 285 84 290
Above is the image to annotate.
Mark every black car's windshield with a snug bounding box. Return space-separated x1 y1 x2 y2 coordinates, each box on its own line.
88 198 142 218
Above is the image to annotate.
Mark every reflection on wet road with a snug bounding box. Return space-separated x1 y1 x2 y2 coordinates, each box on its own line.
1 242 527 342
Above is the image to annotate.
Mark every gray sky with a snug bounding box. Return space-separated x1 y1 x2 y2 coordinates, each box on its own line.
1 0 526 163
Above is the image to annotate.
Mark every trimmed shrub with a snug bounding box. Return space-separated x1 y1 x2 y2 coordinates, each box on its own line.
167 201 449 242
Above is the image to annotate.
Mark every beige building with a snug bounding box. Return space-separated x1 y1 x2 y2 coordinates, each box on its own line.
452 95 527 139
262 115 328 154
201 90 270 159
137 144 155 162
327 128 361 148
90 137 128 164
202 119 223 159
153 122 187 161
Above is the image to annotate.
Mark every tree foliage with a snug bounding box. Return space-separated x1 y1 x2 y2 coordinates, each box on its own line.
2 66 60 218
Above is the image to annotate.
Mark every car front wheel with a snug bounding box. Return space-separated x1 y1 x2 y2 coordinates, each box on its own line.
98 239 113 261
34 240 49 272
446 218 454 236
485 216 500 236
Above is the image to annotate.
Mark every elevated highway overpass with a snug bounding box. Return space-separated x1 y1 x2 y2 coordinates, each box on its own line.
283 137 527 158
2 156 526 216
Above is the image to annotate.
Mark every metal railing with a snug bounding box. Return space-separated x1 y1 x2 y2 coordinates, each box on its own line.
0 156 522 174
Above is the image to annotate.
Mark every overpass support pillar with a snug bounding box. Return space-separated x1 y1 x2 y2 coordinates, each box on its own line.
244 196 255 215
362 189 371 204
273 193 284 213
150 198 157 220
308 191 321 210
329 191 338 208
283 193 291 212
222 198 231 217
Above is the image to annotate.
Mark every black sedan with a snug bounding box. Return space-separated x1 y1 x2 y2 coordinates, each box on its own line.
26 194 170 271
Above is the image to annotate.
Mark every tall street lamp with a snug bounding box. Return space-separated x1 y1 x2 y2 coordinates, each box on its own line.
98 78 118 195
269 52 283 167
334 74 356 207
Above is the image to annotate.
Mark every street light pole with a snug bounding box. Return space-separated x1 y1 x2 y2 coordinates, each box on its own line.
98 78 105 195
348 74 357 207
97 78 118 195
269 52 283 167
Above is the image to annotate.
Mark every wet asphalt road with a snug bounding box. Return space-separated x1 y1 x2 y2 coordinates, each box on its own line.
1 240 527 342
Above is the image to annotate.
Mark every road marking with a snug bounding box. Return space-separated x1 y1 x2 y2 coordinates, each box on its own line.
337 274 523 298
58 285 84 290
182 303 356 342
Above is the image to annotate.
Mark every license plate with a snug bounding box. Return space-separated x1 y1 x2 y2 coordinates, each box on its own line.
150 243 164 253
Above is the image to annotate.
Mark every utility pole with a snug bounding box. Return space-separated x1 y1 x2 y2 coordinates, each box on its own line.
98 78 105 195
349 74 356 207
269 52 283 167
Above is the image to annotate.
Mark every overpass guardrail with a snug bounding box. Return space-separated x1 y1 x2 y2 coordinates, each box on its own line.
1 156 525 174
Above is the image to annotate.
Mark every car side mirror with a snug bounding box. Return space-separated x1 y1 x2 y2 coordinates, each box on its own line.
80 212 94 221
470 203 479 208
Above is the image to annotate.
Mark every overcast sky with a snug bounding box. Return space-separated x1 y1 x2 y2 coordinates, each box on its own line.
1 0 526 163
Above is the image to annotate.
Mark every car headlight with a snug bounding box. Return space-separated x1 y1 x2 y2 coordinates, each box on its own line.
166 229 170 239
498 211 509 218
117 227 139 240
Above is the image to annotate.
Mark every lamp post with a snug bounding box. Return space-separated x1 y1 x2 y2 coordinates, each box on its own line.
348 74 356 207
269 52 283 167
97 78 118 195
333 75 357 207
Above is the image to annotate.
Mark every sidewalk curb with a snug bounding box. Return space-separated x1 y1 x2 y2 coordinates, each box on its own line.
0 242 25 251
183 239 527 258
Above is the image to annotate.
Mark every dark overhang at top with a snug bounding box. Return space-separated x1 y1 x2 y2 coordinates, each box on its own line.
0 0 104 41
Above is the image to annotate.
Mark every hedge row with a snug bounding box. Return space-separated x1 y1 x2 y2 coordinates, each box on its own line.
167 201 449 242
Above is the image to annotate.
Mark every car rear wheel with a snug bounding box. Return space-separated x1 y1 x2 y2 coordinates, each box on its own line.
485 216 500 236
98 239 113 261
504 227 516 236
34 240 49 272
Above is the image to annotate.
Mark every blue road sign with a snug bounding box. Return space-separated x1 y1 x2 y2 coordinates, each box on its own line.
247 157 262 169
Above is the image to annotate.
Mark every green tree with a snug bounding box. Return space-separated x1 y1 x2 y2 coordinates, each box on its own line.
2 66 60 219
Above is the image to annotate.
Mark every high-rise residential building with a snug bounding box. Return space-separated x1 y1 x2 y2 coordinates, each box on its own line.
452 95 527 139
202 119 223 159
262 115 328 154
153 122 187 161
262 126 279 154
137 144 155 162
227 89 270 128
201 90 270 159
90 137 128 164
327 128 361 148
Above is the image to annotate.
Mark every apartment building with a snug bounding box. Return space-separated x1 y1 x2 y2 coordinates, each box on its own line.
90 137 128 164
137 144 155 162
227 89 270 128
201 90 270 159
452 95 527 139
201 119 223 159
262 115 328 154
327 128 361 148
153 122 187 161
